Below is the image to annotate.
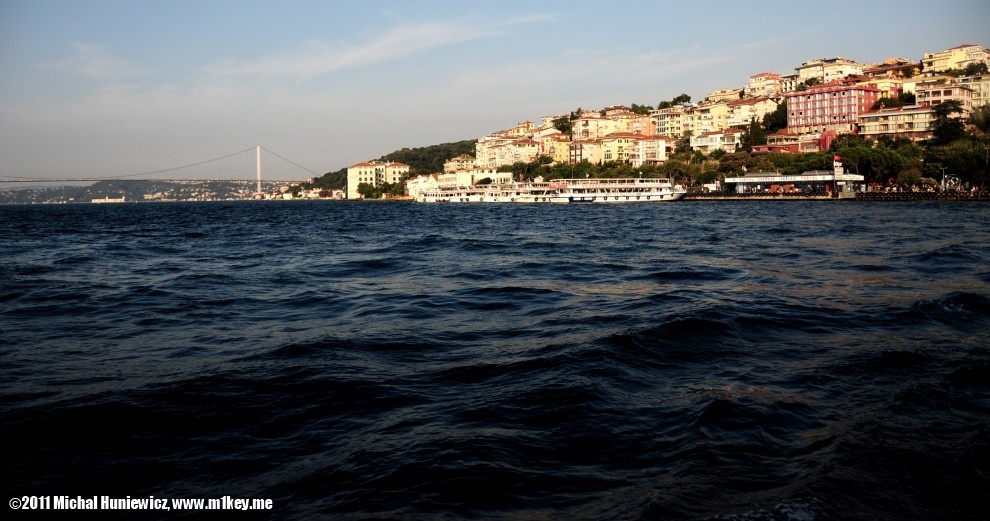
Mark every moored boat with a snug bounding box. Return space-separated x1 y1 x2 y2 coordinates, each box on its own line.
415 178 685 203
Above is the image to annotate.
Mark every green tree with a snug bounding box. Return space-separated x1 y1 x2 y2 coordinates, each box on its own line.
762 101 788 134
932 100 966 144
741 116 767 151
630 103 653 115
971 104 990 134
552 116 572 137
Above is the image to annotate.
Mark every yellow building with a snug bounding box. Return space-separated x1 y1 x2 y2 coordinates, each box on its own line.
796 57 864 84
922 44 990 73
651 105 690 138
686 102 730 136
601 133 641 163
858 105 935 143
347 160 410 199
727 98 780 128
705 88 743 103
443 154 476 173
955 75 990 108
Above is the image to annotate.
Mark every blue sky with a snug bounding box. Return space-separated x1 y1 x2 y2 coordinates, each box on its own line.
1 0 987 180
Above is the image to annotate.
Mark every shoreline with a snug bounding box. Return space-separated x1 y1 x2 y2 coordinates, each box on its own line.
684 192 990 202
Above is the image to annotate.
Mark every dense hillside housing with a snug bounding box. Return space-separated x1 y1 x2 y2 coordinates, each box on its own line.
373 43 989 199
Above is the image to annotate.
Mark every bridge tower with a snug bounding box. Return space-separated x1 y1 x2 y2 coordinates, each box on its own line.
256 145 262 195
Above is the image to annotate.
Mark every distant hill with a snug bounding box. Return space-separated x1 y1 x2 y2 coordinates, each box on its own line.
378 139 476 174
311 139 476 190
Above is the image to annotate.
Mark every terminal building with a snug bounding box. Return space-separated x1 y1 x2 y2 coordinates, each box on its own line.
723 156 864 197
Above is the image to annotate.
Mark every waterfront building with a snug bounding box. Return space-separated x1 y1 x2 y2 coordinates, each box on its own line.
752 130 833 154
346 160 410 199
922 44 990 73
437 167 504 188
724 157 864 195
405 174 439 201
744 72 783 98
857 104 935 143
784 81 881 135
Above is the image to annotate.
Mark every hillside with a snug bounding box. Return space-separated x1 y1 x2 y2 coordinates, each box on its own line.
311 139 476 190
379 140 476 174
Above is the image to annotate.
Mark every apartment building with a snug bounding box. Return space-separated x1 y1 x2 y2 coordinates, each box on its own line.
686 102 730 136
346 160 410 199
651 104 690 138
569 140 603 164
572 111 620 140
862 58 920 79
705 88 744 103
858 105 935 143
437 167 505 188
444 154 476 173
627 136 672 167
915 77 974 117
784 81 881 134
744 72 783 98
796 57 864 85
727 97 780 128
854 76 905 100
922 44 990 73
955 75 990 108
690 128 745 154
753 130 831 154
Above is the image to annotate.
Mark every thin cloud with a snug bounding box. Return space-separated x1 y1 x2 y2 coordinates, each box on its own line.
38 42 149 79
205 15 553 84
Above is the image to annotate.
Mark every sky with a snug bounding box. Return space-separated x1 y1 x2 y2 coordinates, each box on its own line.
1 0 987 181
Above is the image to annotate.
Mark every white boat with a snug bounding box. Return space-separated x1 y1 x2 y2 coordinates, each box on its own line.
91 196 126 203
546 177 685 203
416 178 685 204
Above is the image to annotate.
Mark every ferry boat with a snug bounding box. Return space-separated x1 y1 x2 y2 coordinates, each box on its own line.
91 196 126 204
547 177 685 203
416 178 685 204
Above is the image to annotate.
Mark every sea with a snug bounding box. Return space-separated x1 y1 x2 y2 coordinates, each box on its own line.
1 200 988 520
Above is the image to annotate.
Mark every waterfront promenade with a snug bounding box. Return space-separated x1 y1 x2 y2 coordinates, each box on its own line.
684 192 989 201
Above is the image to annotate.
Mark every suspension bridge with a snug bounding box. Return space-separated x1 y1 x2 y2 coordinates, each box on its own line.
0 146 323 188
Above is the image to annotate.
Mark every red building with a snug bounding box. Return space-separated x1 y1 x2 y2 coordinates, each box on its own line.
784 81 881 135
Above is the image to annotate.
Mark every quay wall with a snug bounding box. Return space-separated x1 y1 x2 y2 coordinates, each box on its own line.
684 192 989 202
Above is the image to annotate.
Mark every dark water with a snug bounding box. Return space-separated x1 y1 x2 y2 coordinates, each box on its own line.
2 200 988 520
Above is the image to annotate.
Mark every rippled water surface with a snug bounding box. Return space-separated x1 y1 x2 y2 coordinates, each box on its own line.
2 200 989 519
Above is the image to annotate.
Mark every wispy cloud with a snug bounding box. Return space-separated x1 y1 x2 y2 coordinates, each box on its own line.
205 15 554 84
38 42 149 79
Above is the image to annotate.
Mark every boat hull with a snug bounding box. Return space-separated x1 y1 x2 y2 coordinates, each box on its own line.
416 178 685 204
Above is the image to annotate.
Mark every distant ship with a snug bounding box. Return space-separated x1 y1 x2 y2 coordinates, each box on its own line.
91 196 126 203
